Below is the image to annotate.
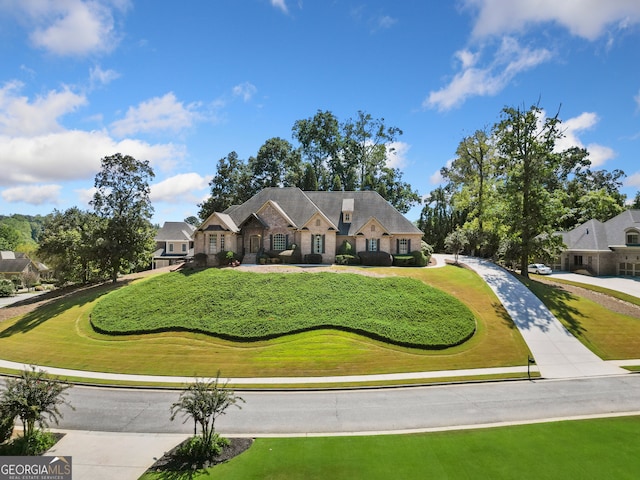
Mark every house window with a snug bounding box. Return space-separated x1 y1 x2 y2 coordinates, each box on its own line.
627 232 639 244
343 212 351 222
220 234 225 251
168 243 174 252
209 235 217 254
273 233 286 250
368 238 378 252
314 235 323 254
574 255 583 266
181 243 187 253
398 239 409 254
316 219 321 227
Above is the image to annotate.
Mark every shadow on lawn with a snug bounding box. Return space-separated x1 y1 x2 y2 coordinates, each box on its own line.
0 280 133 337
525 278 587 337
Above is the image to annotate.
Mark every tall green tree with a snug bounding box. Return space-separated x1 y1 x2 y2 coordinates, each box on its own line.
91 153 156 283
418 186 465 252
249 137 302 191
198 151 253 220
292 110 341 190
493 104 584 276
38 208 103 284
0 224 21 250
632 191 640 209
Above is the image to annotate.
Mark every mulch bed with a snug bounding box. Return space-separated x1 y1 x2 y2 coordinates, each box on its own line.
147 437 254 472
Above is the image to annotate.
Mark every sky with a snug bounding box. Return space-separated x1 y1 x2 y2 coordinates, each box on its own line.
1 0 640 225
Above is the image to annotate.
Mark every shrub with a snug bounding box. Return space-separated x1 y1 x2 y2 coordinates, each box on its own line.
0 279 14 297
304 253 323 264
335 254 359 265
0 405 15 444
177 434 230 463
412 250 428 267
279 249 302 264
216 251 241 266
337 240 353 255
194 253 208 267
358 251 393 266
393 255 414 267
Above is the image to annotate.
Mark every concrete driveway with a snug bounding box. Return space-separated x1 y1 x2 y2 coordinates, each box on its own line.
548 272 640 298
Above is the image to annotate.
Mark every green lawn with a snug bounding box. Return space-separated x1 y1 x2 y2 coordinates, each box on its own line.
91 269 476 348
0 266 532 380
523 277 640 359
140 415 640 479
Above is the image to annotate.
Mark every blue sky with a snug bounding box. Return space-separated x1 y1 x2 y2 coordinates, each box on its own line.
1 0 640 225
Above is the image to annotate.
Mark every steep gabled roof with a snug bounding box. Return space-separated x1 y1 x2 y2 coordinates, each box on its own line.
155 221 196 241
0 258 31 274
561 210 640 251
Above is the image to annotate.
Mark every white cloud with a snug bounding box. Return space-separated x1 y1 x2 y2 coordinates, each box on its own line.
75 186 97 207
0 81 87 136
466 0 640 40
110 92 202 137
5 0 129 56
271 0 288 14
626 172 640 188
635 89 640 110
232 82 257 102
425 37 553 111
556 112 616 167
151 173 212 203
376 15 398 30
1 184 61 205
385 142 410 169
89 65 120 88
0 130 185 186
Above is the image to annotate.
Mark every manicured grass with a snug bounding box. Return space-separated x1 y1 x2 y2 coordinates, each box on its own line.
0 266 531 379
91 270 476 348
523 277 640 359
140 416 640 479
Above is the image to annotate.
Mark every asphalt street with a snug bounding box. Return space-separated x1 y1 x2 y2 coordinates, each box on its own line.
54 375 640 436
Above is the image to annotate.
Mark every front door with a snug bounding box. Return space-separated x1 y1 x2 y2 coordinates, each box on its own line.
250 235 260 253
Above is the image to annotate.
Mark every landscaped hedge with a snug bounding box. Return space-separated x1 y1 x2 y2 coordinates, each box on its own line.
335 254 359 265
90 269 477 349
358 251 393 266
304 253 323 264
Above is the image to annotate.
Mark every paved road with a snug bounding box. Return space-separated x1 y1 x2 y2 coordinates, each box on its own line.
54 375 640 436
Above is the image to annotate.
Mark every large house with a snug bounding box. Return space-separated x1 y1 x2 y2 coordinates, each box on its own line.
152 221 196 269
194 187 423 265
555 209 640 276
0 251 50 284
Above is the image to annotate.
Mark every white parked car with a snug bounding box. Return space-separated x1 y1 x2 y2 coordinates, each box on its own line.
527 263 552 275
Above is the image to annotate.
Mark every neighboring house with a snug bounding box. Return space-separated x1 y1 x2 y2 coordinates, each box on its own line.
194 187 424 265
555 209 640 276
0 251 50 284
152 221 196 269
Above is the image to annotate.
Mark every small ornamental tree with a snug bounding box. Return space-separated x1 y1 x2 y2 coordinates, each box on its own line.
0 279 14 297
170 373 244 461
445 229 469 264
0 367 73 454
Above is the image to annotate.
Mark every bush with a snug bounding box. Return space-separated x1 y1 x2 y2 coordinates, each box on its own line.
393 255 414 267
412 250 428 267
335 254 359 265
177 434 230 463
0 405 15 444
304 253 323 264
1 429 56 455
0 279 14 297
279 249 302 264
216 251 241 266
337 240 353 255
194 253 208 267
358 251 393 266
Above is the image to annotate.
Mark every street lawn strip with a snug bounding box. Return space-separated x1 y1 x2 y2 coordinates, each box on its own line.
0 266 532 379
140 416 640 479
90 269 476 349
522 277 640 359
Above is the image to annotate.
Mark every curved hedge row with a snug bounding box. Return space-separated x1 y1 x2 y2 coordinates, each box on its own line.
90 269 477 349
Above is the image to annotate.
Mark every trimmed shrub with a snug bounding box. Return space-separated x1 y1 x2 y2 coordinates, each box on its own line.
337 240 353 255
279 249 302 264
412 250 428 267
216 251 241 266
304 253 323 264
0 406 15 444
0 279 14 297
335 254 359 265
393 255 414 267
358 251 393 266
194 253 208 267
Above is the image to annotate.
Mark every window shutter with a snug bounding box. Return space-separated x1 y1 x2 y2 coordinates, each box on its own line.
396 239 399 253
311 235 314 251
322 234 325 254
377 239 380 251
366 238 370 252
286 234 289 248
270 234 273 250
408 239 411 252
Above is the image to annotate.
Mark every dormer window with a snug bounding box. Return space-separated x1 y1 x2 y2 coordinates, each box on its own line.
627 230 639 245
343 212 351 222
342 198 354 224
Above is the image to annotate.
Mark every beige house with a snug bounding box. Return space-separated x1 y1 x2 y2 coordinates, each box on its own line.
194 187 423 265
555 209 640 276
0 251 50 284
152 222 196 269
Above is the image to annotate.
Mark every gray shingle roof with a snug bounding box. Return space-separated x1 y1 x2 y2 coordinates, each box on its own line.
222 187 421 235
561 210 640 251
155 222 196 241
